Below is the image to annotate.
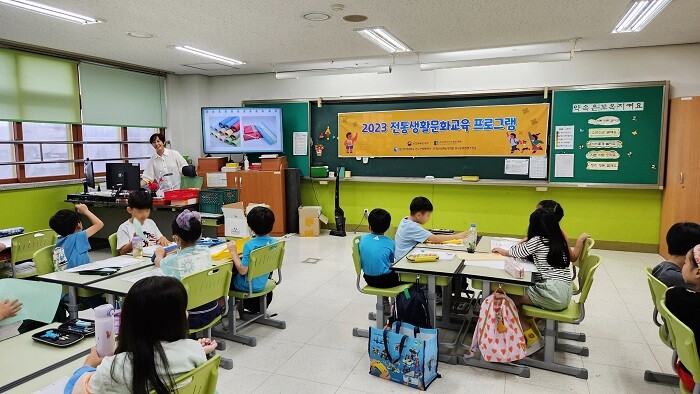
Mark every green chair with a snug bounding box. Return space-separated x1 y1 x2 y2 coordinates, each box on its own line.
643 267 680 385
108 233 120 257
659 299 700 394
181 176 204 190
10 229 57 278
181 262 233 370
212 241 286 347
32 244 106 316
518 254 602 379
572 237 595 295
350 236 412 338
148 354 220 394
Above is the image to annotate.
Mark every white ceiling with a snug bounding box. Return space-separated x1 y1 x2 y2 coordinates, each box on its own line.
0 0 698 75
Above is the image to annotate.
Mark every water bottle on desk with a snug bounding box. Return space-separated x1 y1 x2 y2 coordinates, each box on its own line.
132 236 143 259
94 304 116 357
466 223 478 253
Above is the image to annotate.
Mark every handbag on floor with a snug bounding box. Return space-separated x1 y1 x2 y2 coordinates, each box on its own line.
368 321 439 390
470 289 526 363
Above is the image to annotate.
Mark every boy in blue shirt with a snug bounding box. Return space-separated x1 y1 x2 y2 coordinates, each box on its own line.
49 204 104 271
229 206 276 294
360 208 402 288
395 196 469 261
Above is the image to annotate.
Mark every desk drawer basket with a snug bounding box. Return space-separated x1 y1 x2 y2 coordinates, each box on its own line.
199 188 239 214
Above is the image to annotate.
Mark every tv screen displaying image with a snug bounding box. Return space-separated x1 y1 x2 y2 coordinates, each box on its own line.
202 107 283 154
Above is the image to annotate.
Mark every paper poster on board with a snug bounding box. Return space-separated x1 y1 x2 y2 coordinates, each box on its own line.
554 154 575 178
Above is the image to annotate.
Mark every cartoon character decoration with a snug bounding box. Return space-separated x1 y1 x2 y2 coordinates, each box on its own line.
506 132 525 154
319 126 332 140
344 132 358 154
527 132 543 153
314 144 325 157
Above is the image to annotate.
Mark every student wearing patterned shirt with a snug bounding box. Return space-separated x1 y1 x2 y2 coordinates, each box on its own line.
154 210 221 329
493 208 573 355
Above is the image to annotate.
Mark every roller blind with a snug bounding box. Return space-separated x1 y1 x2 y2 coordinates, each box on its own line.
0 49 81 123
79 63 166 127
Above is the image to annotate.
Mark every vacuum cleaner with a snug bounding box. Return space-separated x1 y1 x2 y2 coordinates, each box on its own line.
329 166 346 237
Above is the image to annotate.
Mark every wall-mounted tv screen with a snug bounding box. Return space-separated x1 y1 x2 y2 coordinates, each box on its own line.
202 107 283 154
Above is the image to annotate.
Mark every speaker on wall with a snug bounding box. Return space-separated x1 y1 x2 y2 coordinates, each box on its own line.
285 168 301 234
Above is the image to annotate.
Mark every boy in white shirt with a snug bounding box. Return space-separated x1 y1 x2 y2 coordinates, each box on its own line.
116 190 169 255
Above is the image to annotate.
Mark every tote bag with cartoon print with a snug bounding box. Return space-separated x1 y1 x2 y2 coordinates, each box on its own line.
470 289 526 363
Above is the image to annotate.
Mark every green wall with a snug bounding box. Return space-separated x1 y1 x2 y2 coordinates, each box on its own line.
301 181 662 246
0 184 76 231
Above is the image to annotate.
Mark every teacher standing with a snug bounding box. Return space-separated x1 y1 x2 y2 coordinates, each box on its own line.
140 133 188 191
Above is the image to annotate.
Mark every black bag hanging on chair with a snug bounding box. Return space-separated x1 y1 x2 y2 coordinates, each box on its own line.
391 286 432 329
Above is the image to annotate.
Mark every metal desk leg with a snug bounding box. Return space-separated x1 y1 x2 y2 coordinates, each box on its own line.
106 294 116 307
67 286 79 320
427 275 436 328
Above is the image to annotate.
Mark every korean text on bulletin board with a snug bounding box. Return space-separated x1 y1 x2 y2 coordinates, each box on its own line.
337 103 550 158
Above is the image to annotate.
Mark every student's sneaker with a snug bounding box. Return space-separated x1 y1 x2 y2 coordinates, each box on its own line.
523 328 544 356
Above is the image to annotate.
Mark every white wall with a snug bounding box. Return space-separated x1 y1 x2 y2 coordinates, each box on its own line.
166 43 700 156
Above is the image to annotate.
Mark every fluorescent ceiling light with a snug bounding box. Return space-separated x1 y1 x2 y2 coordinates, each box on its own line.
275 66 392 79
356 27 411 53
420 52 572 71
0 0 100 24
612 0 672 33
174 46 244 65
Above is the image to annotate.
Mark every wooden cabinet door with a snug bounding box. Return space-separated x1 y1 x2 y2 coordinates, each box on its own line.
660 97 700 257
258 171 286 235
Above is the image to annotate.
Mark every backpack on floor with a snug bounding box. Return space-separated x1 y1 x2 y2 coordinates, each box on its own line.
470 289 526 363
392 287 432 329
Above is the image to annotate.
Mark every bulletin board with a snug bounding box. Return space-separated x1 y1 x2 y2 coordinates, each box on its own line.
549 83 668 186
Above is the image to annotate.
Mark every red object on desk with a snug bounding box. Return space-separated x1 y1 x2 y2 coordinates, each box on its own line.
164 189 199 200
152 198 170 206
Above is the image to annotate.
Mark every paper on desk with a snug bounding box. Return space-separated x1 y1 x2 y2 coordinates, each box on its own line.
33 375 70 394
122 268 163 283
65 255 143 272
0 279 61 326
458 253 505 261
490 238 520 251
409 249 455 261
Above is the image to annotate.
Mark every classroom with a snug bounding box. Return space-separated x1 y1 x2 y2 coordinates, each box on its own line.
0 0 699 393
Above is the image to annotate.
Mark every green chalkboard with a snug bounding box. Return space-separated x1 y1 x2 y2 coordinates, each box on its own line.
310 94 548 179
549 84 667 185
245 101 311 177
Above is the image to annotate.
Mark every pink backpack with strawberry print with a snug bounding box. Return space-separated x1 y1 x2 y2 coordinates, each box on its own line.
470 289 526 363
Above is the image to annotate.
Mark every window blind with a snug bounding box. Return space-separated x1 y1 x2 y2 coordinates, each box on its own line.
79 63 166 128
0 49 81 123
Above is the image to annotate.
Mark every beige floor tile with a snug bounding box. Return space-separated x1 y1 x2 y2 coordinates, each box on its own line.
585 361 675 394
275 344 364 386
253 374 338 393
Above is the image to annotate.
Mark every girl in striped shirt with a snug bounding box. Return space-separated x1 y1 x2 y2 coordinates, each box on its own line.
493 208 573 354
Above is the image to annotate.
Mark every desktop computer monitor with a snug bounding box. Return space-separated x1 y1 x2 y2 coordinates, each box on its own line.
83 160 95 193
106 163 141 191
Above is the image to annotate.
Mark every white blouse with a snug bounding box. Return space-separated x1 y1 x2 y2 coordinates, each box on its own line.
142 148 188 191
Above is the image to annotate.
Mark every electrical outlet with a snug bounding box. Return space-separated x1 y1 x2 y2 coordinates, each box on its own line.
363 208 369 218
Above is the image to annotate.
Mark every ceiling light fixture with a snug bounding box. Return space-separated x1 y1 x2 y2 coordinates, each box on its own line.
420 52 572 71
612 0 672 33
126 32 153 38
174 46 244 66
303 12 331 21
343 14 367 22
0 0 100 24
275 66 391 80
356 27 411 53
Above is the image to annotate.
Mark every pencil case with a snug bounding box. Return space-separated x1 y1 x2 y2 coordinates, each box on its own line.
59 319 96 336
32 328 84 347
504 258 524 279
407 253 439 263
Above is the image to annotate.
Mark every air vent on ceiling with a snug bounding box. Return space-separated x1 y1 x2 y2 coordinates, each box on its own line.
181 62 239 71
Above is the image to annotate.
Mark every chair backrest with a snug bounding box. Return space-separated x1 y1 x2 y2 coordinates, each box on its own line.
148 354 220 394
659 300 700 382
11 230 57 265
32 244 56 276
247 241 285 280
351 235 362 276
181 262 233 310
578 254 602 304
180 176 204 190
108 233 120 257
576 237 596 278
645 266 669 312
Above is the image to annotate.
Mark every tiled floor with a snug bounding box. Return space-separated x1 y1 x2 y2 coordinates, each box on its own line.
86 233 677 393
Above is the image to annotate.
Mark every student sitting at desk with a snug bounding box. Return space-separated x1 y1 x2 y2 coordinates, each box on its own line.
536 200 589 262
394 196 469 261
117 190 170 255
154 210 223 330
493 207 573 355
653 222 700 289
66 276 217 394
228 207 276 294
360 208 401 288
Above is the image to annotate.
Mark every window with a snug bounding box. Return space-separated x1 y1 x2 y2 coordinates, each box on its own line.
127 127 157 170
21 122 73 178
0 122 14 180
82 125 122 173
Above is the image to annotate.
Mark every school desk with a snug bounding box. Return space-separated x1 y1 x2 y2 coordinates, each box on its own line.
5 358 82 394
35 258 152 319
0 323 92 392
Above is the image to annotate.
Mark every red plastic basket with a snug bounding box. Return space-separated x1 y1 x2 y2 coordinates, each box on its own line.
164 189 199 200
